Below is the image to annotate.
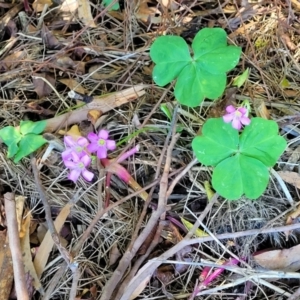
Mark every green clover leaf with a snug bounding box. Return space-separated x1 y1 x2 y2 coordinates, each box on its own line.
0 126 22 158
0 120 47 163
14 134 46 163
192 118 238 166
150 28 241 107
192 118 287 200
20 120 46 135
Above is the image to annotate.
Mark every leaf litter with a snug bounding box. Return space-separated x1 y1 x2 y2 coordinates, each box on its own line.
1 0 300 299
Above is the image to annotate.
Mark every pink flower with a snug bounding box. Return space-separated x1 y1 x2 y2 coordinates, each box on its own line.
63 152 94 182
87 129 116 159
223 105 251 130
62 136 89 161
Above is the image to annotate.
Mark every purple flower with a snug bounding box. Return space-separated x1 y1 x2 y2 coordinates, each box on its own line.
87 129 116 159
223 105 251 130
63 152 94 182
62 136 89 161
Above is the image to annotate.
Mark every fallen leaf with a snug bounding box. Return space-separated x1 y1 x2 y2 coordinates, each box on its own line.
32 0 53 13
129 274 151 300
77 0 96 27
87 110 102 125
60 0 78 14
59 78 87 95
0 51 26 71
254 244 300 272
32 73 56 98
109 242 121 266
181 218 209 237
284 203 300 240
63 125 83 139
135 1 161 24
20 211 42 291
277 171 300 189
0 231 13 300
33 203 72 278
253 97 270 119
41 24 62 50
55 56 77 70
15 195 25 234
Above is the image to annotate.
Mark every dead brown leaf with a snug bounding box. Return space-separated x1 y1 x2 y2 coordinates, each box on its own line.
108 242 121 266
0 230 13 299
41 24 63 50
254 244 300 271
59 78 87 95
32 73 56 98
77 0 96 27
87 110 102 125
277 171 300 189
32 0 53 13
20 211 41 291
33 203 72 279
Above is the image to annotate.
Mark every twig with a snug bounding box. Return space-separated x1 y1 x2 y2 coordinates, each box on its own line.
31 157 72 266
287 285 300 300
69 263 80 300
4 192 29 300
72 177 162 254
44 85 145 132
270 168 294 205
100 106 180 300
120 215 300 300
166 157 199 198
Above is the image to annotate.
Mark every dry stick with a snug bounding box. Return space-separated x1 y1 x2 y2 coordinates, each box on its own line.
100 110 180 300
287 286 300 300
120 221 300 300
4 192 29 300
166 157 199 199
31 157 72 265
72 178 161 254
115 220 166 300
44 85 145 133
120 193 219 300
69 264 80 300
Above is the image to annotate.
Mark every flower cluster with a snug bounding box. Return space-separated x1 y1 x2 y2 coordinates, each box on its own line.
223 105 251 130
62 130 116 182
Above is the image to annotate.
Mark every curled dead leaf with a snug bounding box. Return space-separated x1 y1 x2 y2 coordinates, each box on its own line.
87 110 102 125
254 244 300 272
32 73 56 98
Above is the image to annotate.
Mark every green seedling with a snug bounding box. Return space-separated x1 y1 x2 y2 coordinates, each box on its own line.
192 118 286 200
233 68 250 88
0 120 47 163
150 28 241 107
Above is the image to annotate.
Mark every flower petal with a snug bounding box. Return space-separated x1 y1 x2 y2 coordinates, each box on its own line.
225 105 236 113
82 169 94 181
240 116 251 126
87 132 99 143
70 151 80 162
64 160 77 168
97 147 107 159
81 155 91 167
62 149 72 160
238 107 247 115
87 142 99 153
77 137 89 147
64 136 76 147
68 169 81 182
98 129 109 140
232 118 242 130
223 114 234 123
106 140 116 151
